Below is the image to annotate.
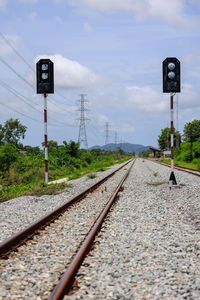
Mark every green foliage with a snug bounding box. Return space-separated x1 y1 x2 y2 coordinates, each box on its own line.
0 124 4 145
0 143 19 172
0 118 27 147
183 120 200 159
138 149 151 158
87 173 97 179
176 142 192 162
192 139 200 158
23 145 41 155
41 140 58 152
0 183 33 202
158 127 170 149
0 182 71 203
158 127 181 149
153 172 158 177
183 120 200 143
0 136 130 202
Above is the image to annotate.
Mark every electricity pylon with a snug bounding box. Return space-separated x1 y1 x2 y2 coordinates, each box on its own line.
105 122 110 145
77 94 89 149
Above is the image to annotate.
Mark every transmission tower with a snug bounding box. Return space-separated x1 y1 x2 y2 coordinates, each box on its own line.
105 122 110 145
77 94 89 149
114 131 118 146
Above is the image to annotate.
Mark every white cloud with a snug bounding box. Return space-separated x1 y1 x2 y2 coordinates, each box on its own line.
182 51 200 80
179 83 200 110
116 123 135 133
19 0 38 3
0 34 20 56
127 85 168 113
83 22 92 33
68 0 198 27
127 84 200 114
55 16 63 23
0 0 8 11
35 54 99 89
28 11 37 20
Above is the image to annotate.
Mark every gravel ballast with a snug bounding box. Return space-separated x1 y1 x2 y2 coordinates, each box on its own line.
0 161 132 300
0 161 128 243
65 159 200 300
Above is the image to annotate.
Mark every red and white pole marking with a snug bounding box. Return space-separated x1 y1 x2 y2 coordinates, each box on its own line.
170 93 174 172
169 93 177 185
44 93 48 184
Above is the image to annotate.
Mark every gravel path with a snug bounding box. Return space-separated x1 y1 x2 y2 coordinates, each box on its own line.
0 161 132 300
0 161 128 243
66 159 200 300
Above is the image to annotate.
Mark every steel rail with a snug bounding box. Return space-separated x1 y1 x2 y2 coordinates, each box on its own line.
0 159 132 258
148 159 200 177
49 159 135 300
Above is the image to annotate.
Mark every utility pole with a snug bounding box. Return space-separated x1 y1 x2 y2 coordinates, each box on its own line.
105 122 110 145
176 94 180 150
114 131 118 147
169 93 177 184
77 94 89 149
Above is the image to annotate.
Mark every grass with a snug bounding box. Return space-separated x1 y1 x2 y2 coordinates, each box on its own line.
153 172 158 177
87 173 97 179
160 158 200 170
65 157 129 181
0 183 72 203
0 156 131 203
98 167 106 172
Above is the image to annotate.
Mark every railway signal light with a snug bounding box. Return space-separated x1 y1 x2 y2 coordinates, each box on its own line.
163 57 180 93
36 59 54 94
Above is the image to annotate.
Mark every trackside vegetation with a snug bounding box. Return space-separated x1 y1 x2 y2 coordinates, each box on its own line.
138 119 200 170
0 119 131 202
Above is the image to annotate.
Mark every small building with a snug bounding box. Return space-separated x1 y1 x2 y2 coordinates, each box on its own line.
149 147 163 158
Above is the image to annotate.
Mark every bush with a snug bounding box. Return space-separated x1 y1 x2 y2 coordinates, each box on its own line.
177 142 192 162
0 143 19 172
192 139 200 158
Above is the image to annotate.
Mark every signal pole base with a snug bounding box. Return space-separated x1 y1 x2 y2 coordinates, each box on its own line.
169 171 177 187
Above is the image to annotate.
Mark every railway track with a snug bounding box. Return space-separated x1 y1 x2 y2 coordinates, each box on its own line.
148 158 200 177
0 159 132 258
0 159 134 300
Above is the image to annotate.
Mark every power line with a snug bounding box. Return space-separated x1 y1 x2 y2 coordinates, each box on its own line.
0 82 76 127
0 101 43 123
0 79 43 113
0 32 34 72
0 56 34 89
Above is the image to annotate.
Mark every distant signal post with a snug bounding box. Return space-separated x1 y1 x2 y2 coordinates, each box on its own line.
36 59 54 184
163 57 181 186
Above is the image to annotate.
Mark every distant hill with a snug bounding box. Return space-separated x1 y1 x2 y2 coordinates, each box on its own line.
89 143 152 154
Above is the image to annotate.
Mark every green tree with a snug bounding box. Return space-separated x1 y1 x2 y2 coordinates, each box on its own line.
23 145 41 155
0 124 4 145
2 118 27 147
138 149 151 158
63 140 80 158
0 143 19 172
158 127 181 149
158 127 170 149
183 120 200 160
42 140 58 152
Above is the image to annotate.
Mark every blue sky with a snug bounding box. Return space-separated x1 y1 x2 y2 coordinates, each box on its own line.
0 0 200 148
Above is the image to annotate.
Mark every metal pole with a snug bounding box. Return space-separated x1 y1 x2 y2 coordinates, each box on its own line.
170 93 174 171
44 93 48 184
169 93 177 185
